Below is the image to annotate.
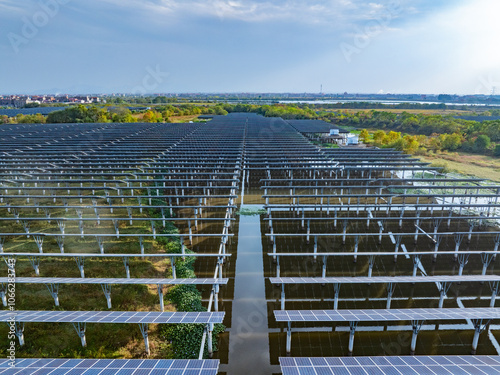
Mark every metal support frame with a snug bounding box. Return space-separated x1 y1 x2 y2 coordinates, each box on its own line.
157 284 164 312
286 321 292 354
438 282 452 308
281 283 285 310
171 256 177 279
348 321 358 354
0 283 6 306
489 281 499 307
72 322 87 347
45 283 60 306
433 235 443 262
471 319 491 354
412 255 421 278
28 256 40 276
74 256 85 278
96 236 104 254
101 283 112 309
56 235 64 253
334 283 340 310
207 323 214 358
123 257 130 279
368 255 376 279
33 235 43 253
139 323 150 356
457 253 470 279
454 234 464 260
410 320 424 354
14 322 25 346
386 282 395 309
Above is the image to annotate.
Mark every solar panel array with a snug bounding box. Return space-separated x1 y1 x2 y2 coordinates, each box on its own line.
3 113 500 371
1 310 225 324
0 118 244 360
279 356 500 375
270 275 500 284
274 307 500 322
0 358 219 375
0 277 229 285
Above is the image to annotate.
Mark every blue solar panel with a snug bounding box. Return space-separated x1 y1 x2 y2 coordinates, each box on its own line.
274 308 500 322
280 357 500 375
0 359 220 375
0 277 229 285
0 310 225 324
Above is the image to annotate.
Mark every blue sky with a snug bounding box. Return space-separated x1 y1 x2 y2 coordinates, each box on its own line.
1 0 499 94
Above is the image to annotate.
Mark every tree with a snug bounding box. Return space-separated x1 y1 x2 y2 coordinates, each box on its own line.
372 130 386 144
441 133 462 151
142 110 163 123
494 144 500 157
474 135 491 153
359 129 370 142
403 135 419 154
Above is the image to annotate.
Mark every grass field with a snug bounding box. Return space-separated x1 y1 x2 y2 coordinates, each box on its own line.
419 152 500 182
327 108 475 115
0 202 178 359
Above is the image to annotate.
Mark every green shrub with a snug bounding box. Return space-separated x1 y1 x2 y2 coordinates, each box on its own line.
159 227 225 358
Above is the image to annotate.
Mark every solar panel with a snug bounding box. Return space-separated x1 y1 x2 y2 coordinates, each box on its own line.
0 358 220 375
270 275 500 285
0 310 225 324
279 356 500 375
274 308 500 322
0 277 229 285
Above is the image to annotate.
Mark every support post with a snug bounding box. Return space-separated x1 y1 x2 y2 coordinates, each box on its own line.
73 322 87 347
45 283 60 306
386 283 395 309
158 284 164 312
438 282 451 308
334 283 340 310
28 256 40 276
15 322 25 346
123 257 130 279
101 284 112 309
74 256 85 278
207 323 214 358
286 321 292 354
410 320 423 354
471 319 490 354
139 323 150 356
281 283 285 310
348 321 358 355
489 281 499 307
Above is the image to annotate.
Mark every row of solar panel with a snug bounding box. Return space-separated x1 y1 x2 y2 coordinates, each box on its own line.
274 308 500 322
280 356 500 375
0 310 225 324
0 358 219 375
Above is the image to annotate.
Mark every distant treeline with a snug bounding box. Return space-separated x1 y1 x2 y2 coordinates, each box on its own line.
336 111 500 156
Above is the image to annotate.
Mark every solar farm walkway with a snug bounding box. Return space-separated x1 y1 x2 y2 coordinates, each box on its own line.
224 206 274 375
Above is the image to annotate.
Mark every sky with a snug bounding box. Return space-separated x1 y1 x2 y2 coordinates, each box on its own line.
0 0 499 95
